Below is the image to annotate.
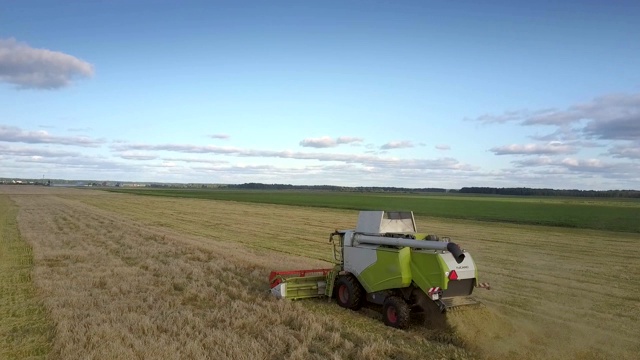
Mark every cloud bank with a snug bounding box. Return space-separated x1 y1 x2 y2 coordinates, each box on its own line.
111 141 475 171
472 93 640 142
2 92 637 190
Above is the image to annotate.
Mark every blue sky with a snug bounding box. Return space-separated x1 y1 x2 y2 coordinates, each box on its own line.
1 1 639 189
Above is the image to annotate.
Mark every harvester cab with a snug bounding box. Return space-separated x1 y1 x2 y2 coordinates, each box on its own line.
269 211 490 329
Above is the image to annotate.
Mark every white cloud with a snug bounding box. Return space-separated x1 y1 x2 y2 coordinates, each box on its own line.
160 161 177 168
118 152 157 160
0 125 104 147
162 157 228 165
607 142 640 159
435 144 451 151
336 136 364 145
208 134 230 140
299 136 363 148
490 142 576 155
68 127 92 132
380 140 413 150
300 136 336 148
469 110 536 124
0 144 80 157
0 38 94 89
17 154 138 172
583 115 640 140
513 156 639 175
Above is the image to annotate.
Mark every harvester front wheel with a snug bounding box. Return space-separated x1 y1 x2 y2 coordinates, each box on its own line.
335 275 364 310
383 296 410 329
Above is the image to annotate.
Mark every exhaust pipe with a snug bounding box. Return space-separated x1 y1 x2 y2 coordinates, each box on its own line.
446 242 465 264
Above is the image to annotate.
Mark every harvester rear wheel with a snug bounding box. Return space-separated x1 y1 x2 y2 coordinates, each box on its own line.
335 275 364 310
383 296 410 329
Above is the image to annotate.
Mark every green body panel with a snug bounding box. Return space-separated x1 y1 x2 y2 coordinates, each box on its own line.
357 249 455 293
278 275 327 300
410 251 448 291
358 247 412 292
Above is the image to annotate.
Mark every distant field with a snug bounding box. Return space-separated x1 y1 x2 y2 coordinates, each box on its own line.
106 189 640 233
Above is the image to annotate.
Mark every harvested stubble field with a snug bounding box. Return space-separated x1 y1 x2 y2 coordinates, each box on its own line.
1 186 639 359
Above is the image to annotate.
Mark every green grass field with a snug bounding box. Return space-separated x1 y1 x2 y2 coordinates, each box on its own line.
106 189 640 233
0 194 53 359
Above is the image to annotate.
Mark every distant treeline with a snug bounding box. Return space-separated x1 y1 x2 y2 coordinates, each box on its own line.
224 183 640 198
459 187 640 198
226 183 447 193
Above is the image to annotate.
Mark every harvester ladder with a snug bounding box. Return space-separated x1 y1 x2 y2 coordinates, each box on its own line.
324 265 340 300
329 231 344 265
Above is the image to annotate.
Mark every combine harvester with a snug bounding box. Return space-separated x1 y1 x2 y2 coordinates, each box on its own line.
269 211 490 329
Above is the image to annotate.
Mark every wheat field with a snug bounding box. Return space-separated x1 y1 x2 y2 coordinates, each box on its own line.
1 185 638 359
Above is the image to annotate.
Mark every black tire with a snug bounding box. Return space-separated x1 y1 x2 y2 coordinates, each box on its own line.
335 275 364 310
383 296 410 329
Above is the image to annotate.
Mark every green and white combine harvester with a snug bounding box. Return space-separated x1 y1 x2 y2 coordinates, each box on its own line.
269 211 490 329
